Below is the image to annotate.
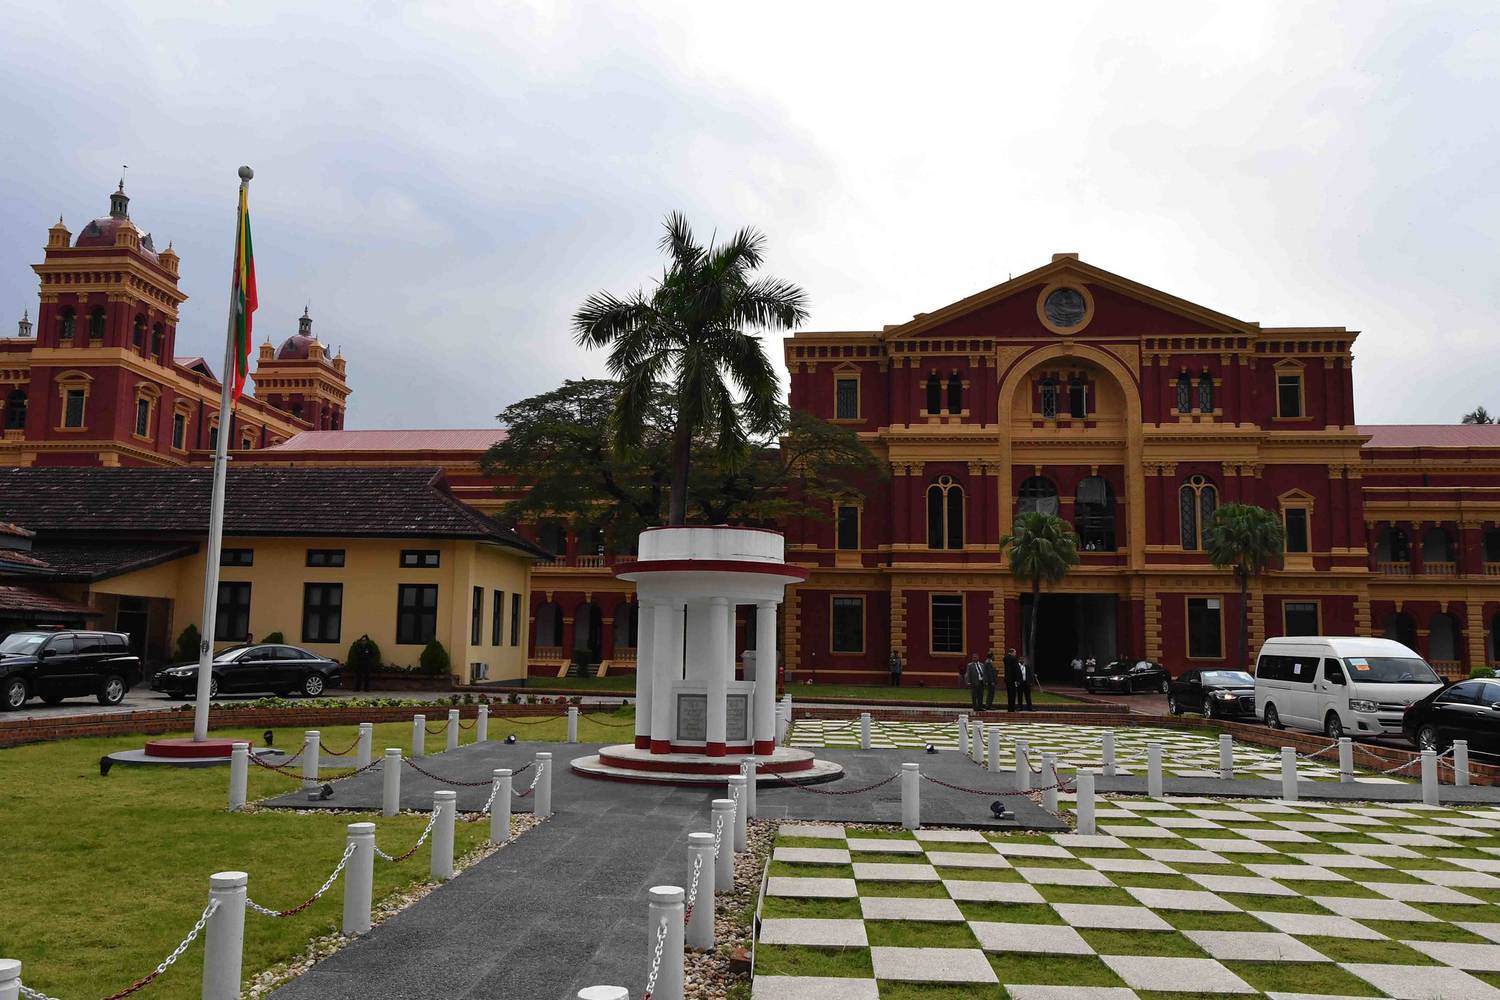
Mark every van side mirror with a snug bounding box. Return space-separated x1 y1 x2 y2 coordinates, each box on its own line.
1328 675 1345 686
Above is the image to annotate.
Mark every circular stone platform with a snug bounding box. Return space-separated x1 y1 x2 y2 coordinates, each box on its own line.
143 737 244 759
571 744 843 786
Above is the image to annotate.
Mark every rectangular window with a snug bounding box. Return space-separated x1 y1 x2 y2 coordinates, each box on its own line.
931 594 964 654
63 389 85 428
208 425 219 451
171 412 186 450
1187 597 1222 659
831 596 864 653
306 549 346 567
134 398 151 437
1276 373 1303 418
396 584 439 645
1284 601 1320 637
510 592 522 646
834 377 859 420
400 549 440 568
836 505 860 550
1283 508 1309 553
220 548 254 567
471 586 484 645
492 590 504 646
216 582 252 641
302 583 343 644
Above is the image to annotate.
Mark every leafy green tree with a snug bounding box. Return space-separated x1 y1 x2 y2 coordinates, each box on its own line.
1462 406 1495 425
259 631 284 644
1001 512 1080 682
174 624 200 662
573 213 809 525
419 639 451 677
1205 504 1284 670
347 634 382 670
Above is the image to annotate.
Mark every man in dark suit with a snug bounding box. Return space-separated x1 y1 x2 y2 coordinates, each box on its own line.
964 653 986 712
982 650 997 710
1003 648 1021 712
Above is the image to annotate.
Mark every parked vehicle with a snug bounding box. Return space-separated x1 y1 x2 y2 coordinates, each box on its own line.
0 629 142 709
1168 669 1257 719
1402 678 1500 752
1254 636 1442 738
1084 659 1170 694
152 644 342 699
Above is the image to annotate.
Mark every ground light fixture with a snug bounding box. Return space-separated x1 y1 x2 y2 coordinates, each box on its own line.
263 729 275 746
924 743 937 754
505 734 518 745
990 801 1009 820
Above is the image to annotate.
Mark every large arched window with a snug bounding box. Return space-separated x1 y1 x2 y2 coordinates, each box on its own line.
1375 525 1410 563
58 309 75 341
926 476 964 549
132 315 147 349
1017 476 1059 516
1197 371 1214 413
1075 476 1115 551
946 373 963 414
1068 376 1088 418
88 308 107 341
533 601 563 651
1382 611 1417 649
1179 475 1218 550
1422 527 1455 565
3 390 25 430
1039 377 1058 418
1429 612 1459 665
1176 373 1192 413
925 374 942 415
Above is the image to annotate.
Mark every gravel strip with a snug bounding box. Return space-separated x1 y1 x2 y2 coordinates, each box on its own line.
684 817 772 1000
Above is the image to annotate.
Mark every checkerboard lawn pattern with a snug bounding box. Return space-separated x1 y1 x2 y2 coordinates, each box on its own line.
753 798 1500 998
787 719 1404 783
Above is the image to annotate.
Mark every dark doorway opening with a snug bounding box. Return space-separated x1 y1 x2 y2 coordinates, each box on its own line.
1018 594 1118 681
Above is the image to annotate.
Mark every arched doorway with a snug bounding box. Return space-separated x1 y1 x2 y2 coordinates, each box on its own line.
533 601 563 656
1428 613 1459 674
572 602 603 667
1381 611 1417 650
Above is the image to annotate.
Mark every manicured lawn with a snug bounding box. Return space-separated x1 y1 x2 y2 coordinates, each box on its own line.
788 683 1077 705
0 707 634 998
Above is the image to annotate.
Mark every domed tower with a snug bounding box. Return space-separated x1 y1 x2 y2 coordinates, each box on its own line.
251 308 351 429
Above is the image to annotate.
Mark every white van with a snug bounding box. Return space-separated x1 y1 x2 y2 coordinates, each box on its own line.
1253 636 1443 738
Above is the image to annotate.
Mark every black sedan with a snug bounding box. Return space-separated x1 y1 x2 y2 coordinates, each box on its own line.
1402 678 1500 752
1084 659 1171 694
1168 669 1257 719
152 644 341 699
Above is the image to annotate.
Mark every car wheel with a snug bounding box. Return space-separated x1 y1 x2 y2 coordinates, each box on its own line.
1159 677 1170 694
1264 703 1282 730
302 673 325 697
4 677 27 710
1417 724 1446 753
1204 698 1216 720
97 674 126 706
209 676 220 699
1324 712 1344 739
1167 693 1181 715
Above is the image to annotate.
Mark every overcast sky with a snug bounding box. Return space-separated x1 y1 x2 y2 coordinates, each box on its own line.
2 1 1496 429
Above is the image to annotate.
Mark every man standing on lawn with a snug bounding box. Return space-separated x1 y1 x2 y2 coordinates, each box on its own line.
983 649 997 710
1018 656 1034 710
964 653 986 712
1003 648 1021 712
889 649 903 687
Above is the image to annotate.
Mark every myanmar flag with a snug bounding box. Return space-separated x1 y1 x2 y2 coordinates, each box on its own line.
230 185 257 402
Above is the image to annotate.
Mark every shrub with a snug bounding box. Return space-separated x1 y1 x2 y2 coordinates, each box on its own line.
174 624 201 662
260 631 285 644
346 634 382 671
1471 666 1496 679
419 639 451 677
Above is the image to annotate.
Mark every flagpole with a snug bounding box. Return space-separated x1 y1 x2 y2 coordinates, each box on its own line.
192 165 253 742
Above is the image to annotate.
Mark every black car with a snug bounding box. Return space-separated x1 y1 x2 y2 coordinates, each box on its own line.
152 643 342 699
1402 678 1500 752
1084 659 1171 694
1168 668 1257 719
1 629 142 710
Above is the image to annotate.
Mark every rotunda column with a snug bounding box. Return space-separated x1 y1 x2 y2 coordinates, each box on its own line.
754 601 778 754
649 600 679 753
634 597 656 750
706 597 729 756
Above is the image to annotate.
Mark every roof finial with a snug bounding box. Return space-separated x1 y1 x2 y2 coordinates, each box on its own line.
119 165 127 192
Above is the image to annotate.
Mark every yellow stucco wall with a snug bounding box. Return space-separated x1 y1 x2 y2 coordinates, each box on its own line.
95 535 532 682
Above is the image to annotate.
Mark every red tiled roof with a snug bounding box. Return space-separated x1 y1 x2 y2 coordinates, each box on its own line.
0 585 102 617
264 429 507 453
1359 425 1500 449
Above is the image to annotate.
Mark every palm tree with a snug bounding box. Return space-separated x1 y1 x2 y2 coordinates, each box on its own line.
1462 406 1495 425
1001 512 1080 681
573 213 809 525
1205 504 1284 671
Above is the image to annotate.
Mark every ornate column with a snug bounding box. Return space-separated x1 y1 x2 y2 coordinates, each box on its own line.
634 597 656 750
706 597 729 756
649 601 679 753
891 463 909 547
754 601 778 754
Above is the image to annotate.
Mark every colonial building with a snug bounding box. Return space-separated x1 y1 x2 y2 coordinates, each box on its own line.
1 183 349 468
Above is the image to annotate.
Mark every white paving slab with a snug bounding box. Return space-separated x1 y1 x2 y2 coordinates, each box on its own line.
1183 930 1330 962
1053 834 1129 850
1016 866 1115 887
1402 940 1500 972
1185 874 1297 896
869 946 999 983
1140 848 1229 865
990 842 1075 859
1310 895 1439 922
1341 963 1500 1000
1123 887 1238 912
1006 988 1139 1000
1459 923 1500 945
941 879 1044 903
925 850 1013 869
851 862 938 882
913 828 987 843
1101 955 1255 994
1415 868 1500 889
750 976 879 1000
1187 837 1268 854
757 918 868 947
778 823 846 839
970 920 1093 954
766 877 858 898
1051 903 1172 930
1084 857 1176 875
846 838 923 854
1245 863 1349 882
1369 880 1483 904
774 847 852 865
1250 911 1387 940
858 896 963 922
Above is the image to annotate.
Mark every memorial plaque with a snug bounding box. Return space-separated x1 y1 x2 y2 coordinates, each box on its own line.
676 693 708 741
726 693 748 742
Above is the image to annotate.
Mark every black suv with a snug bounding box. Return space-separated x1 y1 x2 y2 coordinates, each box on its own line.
0 630 142 709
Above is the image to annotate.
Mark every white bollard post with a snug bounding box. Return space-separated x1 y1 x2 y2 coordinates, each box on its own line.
1455 740 1470 787
741 758 758 819
860 712 871 750
578 988 629 1000
382 748 402 817
1339 737 1354 784
202 871 248 1000
685 832 716 950
1102 730 1116 777
356 723 373 769
567 705 579 744
477 703 489 742
0 959 20 1000
901 762 920 830
1014 739 1032 792
302 730 321 792
646 886 686 1000
1076 771 1096 835
1421 749 1440 805
1281 746 1299 802
1147 742 1163 799
711 798 735 891
958 713 969 755
343 822 375 935
228 742 249 811
491 768 513 845
988 726 1002 772
1218 733 1234 781
447 709 460 753
535 751 553 818
432 790 457 881
728 774 748 852
411 714 426 757
774 703 787 744
1041 752 1059 812
971 721 984 764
